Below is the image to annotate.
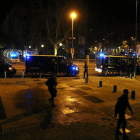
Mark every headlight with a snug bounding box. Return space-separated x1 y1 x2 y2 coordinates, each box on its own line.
72 67 76 70
9 67 13 70
76 67 78 70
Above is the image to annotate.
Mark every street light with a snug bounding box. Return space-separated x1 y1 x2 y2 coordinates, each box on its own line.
70 12 77 61
41 45 44 55
134 0 138 78
59 43 63 55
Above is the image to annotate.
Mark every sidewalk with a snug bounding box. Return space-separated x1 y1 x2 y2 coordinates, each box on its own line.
0 76 140 140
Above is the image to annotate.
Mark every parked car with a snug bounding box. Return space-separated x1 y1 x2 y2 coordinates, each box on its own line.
0 57 16 77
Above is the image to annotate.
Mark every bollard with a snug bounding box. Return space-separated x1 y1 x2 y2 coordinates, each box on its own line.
112 85 117 93
130 74 132 79
22 70 25 78
99 81 102 87
131 90 135 100
4 71 6 78
40 72 41 78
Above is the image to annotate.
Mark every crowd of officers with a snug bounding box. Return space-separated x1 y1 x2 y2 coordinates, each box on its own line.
119 60 136 77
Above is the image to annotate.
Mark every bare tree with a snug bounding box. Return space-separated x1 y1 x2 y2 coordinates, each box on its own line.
37 0 71 55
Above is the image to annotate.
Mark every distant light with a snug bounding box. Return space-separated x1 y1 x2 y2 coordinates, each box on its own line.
10 53 17 57
59 43 62 46
99 53 104 57
132 53 136 56
41 45 44 48
71 12 77 19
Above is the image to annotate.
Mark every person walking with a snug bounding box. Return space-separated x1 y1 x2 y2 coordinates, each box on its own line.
45 73 57 107
83 60 88 78
114 89 133 137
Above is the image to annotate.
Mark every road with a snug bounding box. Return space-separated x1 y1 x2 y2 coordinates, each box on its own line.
0 60 140 139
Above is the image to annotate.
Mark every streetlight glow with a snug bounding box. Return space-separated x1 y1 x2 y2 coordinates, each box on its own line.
71 12 76 19
59 43 62 46
70 12 77 61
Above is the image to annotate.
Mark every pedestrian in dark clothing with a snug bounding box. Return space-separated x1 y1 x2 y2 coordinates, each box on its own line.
52 59 57 74
119 61 125 76
83 60 88 78
45 73 57 107
125 61 133 78
115 89 133 137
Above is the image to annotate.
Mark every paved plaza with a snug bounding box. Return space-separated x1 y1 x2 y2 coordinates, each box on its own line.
0 75 140 140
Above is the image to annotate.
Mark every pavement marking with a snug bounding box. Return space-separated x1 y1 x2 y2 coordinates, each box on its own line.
71 90 105 103
84 95 105 103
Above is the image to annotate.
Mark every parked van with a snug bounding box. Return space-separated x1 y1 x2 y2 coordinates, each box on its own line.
25 55 79 76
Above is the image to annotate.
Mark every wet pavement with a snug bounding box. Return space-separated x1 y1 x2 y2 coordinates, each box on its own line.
0 76 140 140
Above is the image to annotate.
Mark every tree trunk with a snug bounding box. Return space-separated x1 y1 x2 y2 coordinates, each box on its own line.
54 45 58 56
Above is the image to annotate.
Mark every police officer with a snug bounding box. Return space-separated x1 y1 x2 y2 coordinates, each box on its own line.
114 89 133 136
83 60 88 78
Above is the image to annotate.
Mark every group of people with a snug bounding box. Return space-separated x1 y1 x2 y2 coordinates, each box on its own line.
119 60 134 77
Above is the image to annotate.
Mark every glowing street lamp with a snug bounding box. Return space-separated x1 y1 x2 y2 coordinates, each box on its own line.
70 12 77 61
41 45 44 55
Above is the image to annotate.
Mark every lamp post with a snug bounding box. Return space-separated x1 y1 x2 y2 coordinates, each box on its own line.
70 12 76 61
41 45 44 55
134 0 138 78
59 43 62 55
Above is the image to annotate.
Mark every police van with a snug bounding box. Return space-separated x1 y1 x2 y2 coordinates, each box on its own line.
25 55 79 76
95 53 136 75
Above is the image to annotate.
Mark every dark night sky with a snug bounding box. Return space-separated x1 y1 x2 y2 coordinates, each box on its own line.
0 0 13 24
0 0 138 26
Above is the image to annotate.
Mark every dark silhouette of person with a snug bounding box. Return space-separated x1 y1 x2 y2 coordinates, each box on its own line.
125 61 133 78
114 89 133 137
119 61 125 77
45 73 57 107
83 60 88 78
52 59 57 74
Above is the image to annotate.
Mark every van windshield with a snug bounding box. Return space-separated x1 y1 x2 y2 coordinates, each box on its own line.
65 58 72 65
104 57 120 65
